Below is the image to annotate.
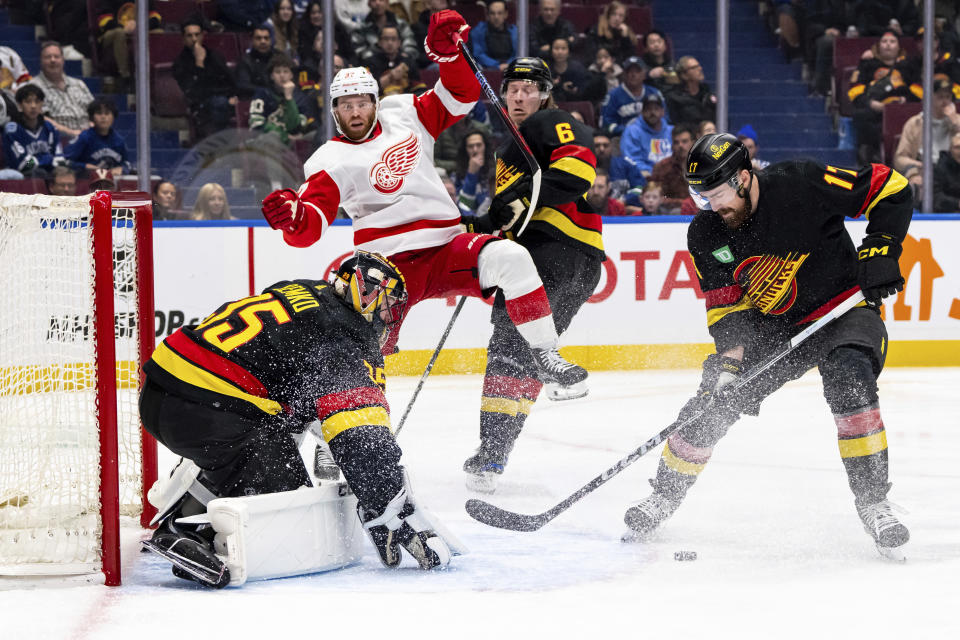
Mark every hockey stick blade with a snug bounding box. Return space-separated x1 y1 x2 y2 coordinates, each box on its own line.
465 498 548 532
464 290 867 533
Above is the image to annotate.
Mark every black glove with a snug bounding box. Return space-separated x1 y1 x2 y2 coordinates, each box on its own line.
677 354 745 424
488 175 532 230
857 233 904 305
460 213 495 235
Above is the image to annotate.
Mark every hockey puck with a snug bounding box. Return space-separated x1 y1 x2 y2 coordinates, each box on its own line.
673 551 697 561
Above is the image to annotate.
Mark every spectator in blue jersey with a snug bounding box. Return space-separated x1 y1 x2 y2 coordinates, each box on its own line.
454 128 494 215
469 0 518 71
249 55 317 145
64 98 132 177
619 92 673 178
599 56 663 138
2 85 65 178
608 152 645 200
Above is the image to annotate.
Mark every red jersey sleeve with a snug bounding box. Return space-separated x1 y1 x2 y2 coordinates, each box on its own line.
413 56 480 139
283 170 342 248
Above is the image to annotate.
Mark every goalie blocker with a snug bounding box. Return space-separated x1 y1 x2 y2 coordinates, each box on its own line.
138 253 463 587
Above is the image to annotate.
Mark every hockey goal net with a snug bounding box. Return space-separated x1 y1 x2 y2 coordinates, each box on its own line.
0 191 157 586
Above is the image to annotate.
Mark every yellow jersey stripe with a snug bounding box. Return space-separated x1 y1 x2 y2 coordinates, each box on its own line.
151 343 283 415
481 396 519 415
864 170 909 219
838 430 888 458
531 207 604 251
550 156 596 185
706 295 754 326
518 398 535 415
662 441 707 476
322 406 391 441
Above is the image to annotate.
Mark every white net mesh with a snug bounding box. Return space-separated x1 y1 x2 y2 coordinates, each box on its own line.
0 194 144 574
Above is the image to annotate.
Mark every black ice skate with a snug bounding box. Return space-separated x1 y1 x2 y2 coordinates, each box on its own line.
141 519 230 588
531 346 588 400
359 502 450 570
857 499 909 561
463 446 507 494
622 492 681 542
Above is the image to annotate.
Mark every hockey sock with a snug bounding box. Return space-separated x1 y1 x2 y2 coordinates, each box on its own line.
834 404 890 505
651 433 714 501
477 240 558 347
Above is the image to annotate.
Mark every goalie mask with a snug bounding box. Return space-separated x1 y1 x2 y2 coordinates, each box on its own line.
331 251 408 347
330 67 380 140
684 132 752 212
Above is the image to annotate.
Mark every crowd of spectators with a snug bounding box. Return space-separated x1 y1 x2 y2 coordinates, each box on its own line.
2 1 959 214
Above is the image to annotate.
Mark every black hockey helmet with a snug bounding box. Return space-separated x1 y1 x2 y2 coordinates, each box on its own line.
684 133 752 194
331 251 408 346
501 57 553 97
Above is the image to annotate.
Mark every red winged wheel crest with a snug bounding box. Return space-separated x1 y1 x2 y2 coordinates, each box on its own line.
370 132 421 194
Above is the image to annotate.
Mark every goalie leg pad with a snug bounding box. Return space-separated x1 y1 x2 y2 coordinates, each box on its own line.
191 483 365 586
146 457 218 526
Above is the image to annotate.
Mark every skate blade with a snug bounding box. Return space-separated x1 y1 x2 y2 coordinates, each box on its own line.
141 539 229 588
546 382 589 402
876 542 907 563
465 472 498 494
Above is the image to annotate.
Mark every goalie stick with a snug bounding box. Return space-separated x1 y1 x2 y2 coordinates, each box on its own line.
466 290 867 532
452 33 542 236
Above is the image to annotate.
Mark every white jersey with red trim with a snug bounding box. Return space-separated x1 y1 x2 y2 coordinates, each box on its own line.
294 79 477 256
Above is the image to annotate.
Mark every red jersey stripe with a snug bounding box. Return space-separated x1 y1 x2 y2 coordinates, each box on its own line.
353 216 460 245
504 287 551 324
796 286 861 324
855 163 891 218
166 331 269 397
835 408 884 438
316 386 389 421
704 284 743 309
550 144 596 165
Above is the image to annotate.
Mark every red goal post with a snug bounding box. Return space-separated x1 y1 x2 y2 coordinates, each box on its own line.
0 191 157 586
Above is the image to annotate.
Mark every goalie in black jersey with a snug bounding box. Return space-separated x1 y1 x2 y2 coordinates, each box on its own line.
623 133 913 560
139 252 460 587
460 57 603 493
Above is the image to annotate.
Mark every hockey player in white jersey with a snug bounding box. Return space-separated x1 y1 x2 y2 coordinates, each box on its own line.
260 9 587 391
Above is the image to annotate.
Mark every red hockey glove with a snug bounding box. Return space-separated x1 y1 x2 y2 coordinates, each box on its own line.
261 188 305 233
424 9 470 63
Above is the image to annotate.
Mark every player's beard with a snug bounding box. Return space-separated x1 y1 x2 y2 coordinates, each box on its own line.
716 176 754 229
340 111 377 140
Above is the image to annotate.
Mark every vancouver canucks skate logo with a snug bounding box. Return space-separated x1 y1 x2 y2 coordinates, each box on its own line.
370 132 421 194
733 252 809 315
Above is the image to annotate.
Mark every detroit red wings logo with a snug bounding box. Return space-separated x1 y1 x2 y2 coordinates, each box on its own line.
370 133 421 194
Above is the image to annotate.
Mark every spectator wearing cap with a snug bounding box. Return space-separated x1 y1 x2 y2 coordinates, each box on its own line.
894 77 960 207
664 55 717 128
650 122 696 214
88 167 117 192
620 92 673 177
599 56 664 138
736 124 769 170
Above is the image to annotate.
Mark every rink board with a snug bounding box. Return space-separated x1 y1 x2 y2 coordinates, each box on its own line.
153 218 960 372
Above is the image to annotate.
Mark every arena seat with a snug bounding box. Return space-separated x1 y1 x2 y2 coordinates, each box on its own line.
881 102 922 164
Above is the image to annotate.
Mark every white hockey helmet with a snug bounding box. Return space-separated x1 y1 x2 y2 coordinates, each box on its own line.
329 67 380 139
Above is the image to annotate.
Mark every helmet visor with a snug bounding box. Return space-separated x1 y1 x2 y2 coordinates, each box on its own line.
688 176 741 212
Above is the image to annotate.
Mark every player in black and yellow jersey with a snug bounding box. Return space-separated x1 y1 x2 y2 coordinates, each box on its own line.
460 57 603 493
140 252 457 586
623 133 913 560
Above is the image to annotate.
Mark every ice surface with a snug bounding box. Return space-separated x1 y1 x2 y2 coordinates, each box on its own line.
3 369 958 639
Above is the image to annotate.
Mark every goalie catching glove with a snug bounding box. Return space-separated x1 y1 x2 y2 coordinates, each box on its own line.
856 233 904 306
261 188 306 234
488 175 533 231
424 9 471 63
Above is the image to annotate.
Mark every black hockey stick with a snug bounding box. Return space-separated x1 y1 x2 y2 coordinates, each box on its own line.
466 290 867 532
394 296 467 437
453 33 542 236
